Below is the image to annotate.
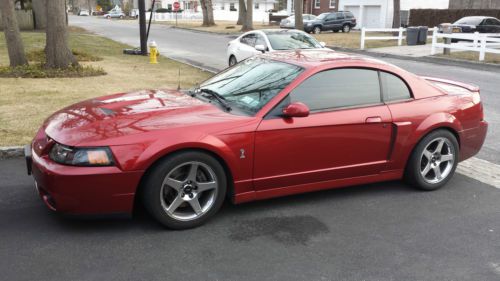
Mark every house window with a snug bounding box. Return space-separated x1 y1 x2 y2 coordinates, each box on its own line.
230 2 236 11
314 0 320 9
255 2 259 9
329 0 336 8
221 3 225 10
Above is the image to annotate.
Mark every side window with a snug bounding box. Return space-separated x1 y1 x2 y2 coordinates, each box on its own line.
380 72 412 101
326 14 337 20
290 68 381 111
337 13 345 20
240 34 256 47
345 12 353 19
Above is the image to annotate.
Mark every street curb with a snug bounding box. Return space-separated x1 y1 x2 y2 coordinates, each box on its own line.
328 46 500 72
0 146 24 160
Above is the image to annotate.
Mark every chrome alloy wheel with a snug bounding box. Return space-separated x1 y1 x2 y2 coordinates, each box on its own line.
160 161 218 221
420 137 455 184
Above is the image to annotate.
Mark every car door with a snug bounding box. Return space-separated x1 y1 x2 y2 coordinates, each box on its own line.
236 33 260 62
323 13 337 30
253 68 393 191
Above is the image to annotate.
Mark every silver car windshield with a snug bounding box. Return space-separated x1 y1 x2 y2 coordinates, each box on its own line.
267 32 323 50
198 57 303 114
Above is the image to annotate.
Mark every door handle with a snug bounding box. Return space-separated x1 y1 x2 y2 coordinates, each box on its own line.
365 116 382 123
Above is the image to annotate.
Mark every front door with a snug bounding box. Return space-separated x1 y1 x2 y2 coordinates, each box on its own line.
253 68 393 191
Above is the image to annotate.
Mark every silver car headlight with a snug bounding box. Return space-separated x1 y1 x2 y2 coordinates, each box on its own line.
49 143 115 166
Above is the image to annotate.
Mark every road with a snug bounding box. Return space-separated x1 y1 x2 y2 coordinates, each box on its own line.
0 16 499 281
69 16 500 164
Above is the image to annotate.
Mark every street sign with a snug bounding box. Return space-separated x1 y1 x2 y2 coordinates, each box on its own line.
173 2 180 11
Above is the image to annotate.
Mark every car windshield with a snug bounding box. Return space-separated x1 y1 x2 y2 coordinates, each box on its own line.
197 58 303 114
267 32 323 50
454 17 483 25
317 13 328 20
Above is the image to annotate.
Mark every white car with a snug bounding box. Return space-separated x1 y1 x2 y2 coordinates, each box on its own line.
78 9 90 16
226 29 327 66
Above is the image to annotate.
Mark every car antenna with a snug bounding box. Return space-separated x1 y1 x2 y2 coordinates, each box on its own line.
177 67 181 91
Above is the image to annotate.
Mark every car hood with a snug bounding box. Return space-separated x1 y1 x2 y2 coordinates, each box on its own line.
43 89 250 146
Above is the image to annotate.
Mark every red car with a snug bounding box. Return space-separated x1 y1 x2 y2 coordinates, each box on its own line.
26 50 487 229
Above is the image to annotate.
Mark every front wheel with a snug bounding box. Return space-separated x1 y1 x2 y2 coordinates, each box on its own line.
229 55 237 66
405 130 459 191
313 26 321 34
142 151 227 229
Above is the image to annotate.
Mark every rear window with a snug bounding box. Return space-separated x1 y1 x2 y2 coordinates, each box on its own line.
344 12 354 18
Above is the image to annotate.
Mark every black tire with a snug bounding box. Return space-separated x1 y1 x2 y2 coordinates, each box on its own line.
142 151 227 229
229 55 237 66
405 129 459 191
313 26 321 34
342 24 351 33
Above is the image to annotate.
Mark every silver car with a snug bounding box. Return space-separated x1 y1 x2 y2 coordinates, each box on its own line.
280 14 317 29
103 11 126 19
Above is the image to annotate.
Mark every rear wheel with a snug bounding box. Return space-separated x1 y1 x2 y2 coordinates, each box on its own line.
313 26 321 34
142 151 227 229
405 130 459 191
342 24 351 33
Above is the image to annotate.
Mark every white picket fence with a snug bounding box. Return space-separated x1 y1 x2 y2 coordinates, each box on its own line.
430 29 500 61
360 27 433 50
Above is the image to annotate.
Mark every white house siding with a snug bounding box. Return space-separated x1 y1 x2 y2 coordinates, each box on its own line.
212 1 276 23
401 0 449 10
339 0 393 28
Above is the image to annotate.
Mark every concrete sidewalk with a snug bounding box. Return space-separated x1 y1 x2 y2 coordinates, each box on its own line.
368 44 459 57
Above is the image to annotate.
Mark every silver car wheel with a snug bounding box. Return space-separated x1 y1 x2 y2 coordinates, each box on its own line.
420 137 455 184
160 161 218 221
314 26 321 34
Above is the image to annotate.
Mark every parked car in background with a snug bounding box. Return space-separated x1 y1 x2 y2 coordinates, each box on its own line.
227 29 327 66
280 14 317 29
103 11 126 19
439 16 500 34
78 9 90 16
130 8 139 19
26 50 487 229
304 11 357 34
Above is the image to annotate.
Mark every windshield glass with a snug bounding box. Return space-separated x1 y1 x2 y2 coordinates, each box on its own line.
197 58 303 114
267 31 323 50
454 17 483 25
317 13 327 20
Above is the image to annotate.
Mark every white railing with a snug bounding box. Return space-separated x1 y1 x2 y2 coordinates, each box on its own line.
431 28 500 61
360 27 434 50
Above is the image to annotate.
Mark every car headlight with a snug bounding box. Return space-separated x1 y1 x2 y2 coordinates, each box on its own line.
49 143 115 166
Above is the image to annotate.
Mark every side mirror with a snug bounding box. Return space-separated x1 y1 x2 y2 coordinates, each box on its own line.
255 44 266 53
282 102 310 118
319 41 326 47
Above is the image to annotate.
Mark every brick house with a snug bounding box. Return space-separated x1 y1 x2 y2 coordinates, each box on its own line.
304 0 338 15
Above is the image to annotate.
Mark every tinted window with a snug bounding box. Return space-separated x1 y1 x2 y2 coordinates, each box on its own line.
199 58 303 114
380 72 411 101
345 12 354 18
266 31 322 50
326 13 337 20
484 18 500 25
290 68 381 111
317 13 328 20
337 13 345 20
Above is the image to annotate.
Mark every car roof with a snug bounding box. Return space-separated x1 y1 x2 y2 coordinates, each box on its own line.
259 49 393 69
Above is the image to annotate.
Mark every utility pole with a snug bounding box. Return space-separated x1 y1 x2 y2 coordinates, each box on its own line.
138 0 147 55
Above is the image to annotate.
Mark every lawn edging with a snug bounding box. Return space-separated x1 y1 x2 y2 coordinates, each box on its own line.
328 46 500 72
0 146 24 160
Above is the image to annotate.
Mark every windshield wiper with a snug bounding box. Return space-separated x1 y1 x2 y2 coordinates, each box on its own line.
195 88 232 112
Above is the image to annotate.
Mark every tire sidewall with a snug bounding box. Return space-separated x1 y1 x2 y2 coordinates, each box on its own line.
406 130 459 191
142 151 227 229
342 24 351 33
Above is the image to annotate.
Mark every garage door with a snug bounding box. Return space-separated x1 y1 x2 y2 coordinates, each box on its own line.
363 5 381 28
344 5 360 29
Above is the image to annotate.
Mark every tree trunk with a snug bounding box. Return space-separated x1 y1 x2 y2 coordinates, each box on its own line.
392 0 400 28
294 0 303 31
32 0 47 29
206 0 214 25
241 0 253 31
45 0 78 68
0 0 28 67
237 0 245 25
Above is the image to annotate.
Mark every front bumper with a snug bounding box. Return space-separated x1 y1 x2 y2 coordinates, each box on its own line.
26 145 144 215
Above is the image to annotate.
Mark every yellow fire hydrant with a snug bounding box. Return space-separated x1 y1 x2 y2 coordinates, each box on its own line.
149 41 158 64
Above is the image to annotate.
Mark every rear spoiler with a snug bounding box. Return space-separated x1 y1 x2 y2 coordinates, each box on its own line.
421 76 480 92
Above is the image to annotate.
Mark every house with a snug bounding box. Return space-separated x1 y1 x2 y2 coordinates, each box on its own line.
336 0 449 28
211 0 277 22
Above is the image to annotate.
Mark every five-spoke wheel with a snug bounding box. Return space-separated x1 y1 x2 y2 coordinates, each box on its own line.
406 130 459 191
142 151 227 229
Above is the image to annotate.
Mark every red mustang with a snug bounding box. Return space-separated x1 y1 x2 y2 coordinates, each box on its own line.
26 50 487 229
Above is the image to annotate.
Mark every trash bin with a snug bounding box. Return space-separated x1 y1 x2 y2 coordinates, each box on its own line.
417 26 429 45
406 27 419 46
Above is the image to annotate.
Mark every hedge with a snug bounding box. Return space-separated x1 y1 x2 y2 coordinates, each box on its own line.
409 9 500 27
